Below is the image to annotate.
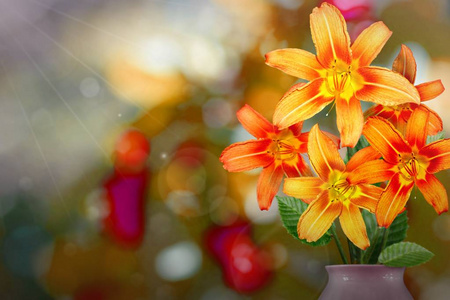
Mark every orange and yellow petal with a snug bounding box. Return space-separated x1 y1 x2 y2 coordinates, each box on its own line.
273 78 333 129
308 124 346 181
405 106 430 150
350 184 383 213
347 159 395 185
298 191 342 242
420 139 450 174
351 21 392 68
356 66 420 106
282 155 313 178
283 177 324 203
346 146 381 173
363 117 411 164
256 162 284 210
339 203 370 250
416 173 449 215
422 105 443 136
310 3 351 68
363 104 384 119
236 104 274 138
416 80 445 101
335 96 364 147
220 139 273 172
376 173 414 228
392 45 416 84
265 48 323 81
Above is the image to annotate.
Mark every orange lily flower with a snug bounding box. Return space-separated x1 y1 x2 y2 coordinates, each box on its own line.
365 45 445 135
220 104 313 210
362 107 450 228
265 3 420 147
283 124 384 249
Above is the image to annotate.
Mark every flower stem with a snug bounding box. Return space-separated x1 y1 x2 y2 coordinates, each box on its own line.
331 226 348 264
361 226 383 264
380 226 390 252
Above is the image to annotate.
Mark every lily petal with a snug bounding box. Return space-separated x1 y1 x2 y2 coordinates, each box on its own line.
310 2 351 68
416 80 445 101
256 162 284 210
363 117 411 164
236 104 274 138
351 21 392 68
422 104 443 135
419 139 450 174
273 78 333 129
392 45 416 84
416 173 449 215
340 203 370 250
356 66 420 106
346 146 381 173
283 177 324 203
265 48 323 81
363 104 384 119
220 139 273 172
308 124 346 181
350 184 383 213
376 173 414 228
282 155 313 178
298 191 342 242
335 96 364 147
347 159 395 185
406 106 429 150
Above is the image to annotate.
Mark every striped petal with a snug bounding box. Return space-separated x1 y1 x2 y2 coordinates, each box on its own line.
310 3 351 68
256 162 284 210
363 117 411 164
346 146 381 173
356 66 420 106
376 173 414 227
340 203 370 250
273 78 334 129
347 159 395 185
422 105 443 135
220 139 273 172
416 80 445 101
308 124 345 181
283 177 324 203
335 96 364 147
236 104 274 138
416 173 449 215
351 21 392 68
406 106 429 150
350 184 383 213
392 45 417 84
419 139 450 174
298 191 342 242
363 104 384 119
282 155 313 178
265 48 323 81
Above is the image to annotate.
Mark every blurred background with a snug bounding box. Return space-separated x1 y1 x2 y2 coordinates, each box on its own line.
0 0 450 299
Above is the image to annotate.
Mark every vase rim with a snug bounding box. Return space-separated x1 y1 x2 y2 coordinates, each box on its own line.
326 264 405 269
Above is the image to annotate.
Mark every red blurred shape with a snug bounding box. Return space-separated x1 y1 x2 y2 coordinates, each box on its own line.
321 0 373 21
103 170 148 248
204 221 273 293
114 129 150 174
174 140 206 168
74 285 108 300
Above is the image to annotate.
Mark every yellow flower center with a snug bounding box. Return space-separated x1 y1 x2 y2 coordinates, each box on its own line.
398 153 427 181
327 171 355 203
268 129 302 162
321 59 364 101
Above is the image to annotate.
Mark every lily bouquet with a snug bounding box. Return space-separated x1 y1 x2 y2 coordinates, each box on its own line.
220 3 448 266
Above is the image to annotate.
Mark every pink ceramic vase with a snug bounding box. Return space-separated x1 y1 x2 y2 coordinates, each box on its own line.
319 265 413 300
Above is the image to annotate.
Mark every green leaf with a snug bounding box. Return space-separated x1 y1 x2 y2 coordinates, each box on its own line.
344 135 370 163
361 210 409 264
276 196 333 247
378 242 434 267
426 131 445 144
